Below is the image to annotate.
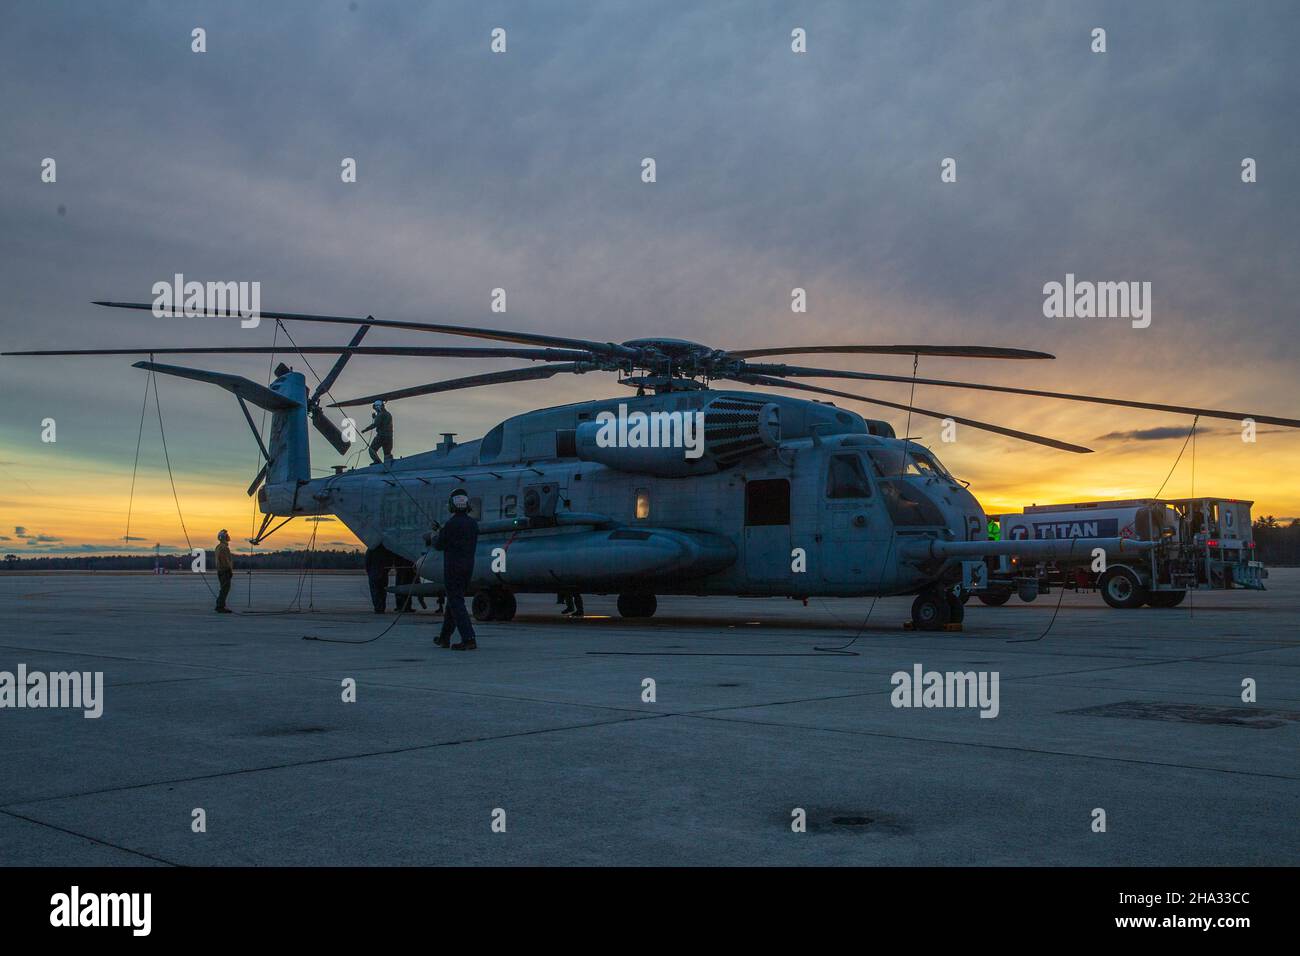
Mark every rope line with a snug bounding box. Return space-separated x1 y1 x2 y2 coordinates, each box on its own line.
148 361 217 600
122 370 151 549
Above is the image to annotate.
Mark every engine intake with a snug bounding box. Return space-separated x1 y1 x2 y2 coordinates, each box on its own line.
575 398 780 476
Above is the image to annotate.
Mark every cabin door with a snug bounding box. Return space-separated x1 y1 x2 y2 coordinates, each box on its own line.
743 478 792 584
818 452 892 587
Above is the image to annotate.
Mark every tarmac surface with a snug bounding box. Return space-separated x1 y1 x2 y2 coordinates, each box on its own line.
1 569 1297 866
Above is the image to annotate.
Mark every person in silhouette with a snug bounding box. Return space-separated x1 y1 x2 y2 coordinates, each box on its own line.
214 529 234 613
362 400 394 465
434 490 479 650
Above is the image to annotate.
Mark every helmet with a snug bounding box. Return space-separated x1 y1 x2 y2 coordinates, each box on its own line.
372 400 385 410
449 488 470 513
217 529 230 541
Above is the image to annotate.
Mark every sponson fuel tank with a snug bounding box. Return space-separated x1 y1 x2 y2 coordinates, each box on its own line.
575 397 782 477
415 526 737 592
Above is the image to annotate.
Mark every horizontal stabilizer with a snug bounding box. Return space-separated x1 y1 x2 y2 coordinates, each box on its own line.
132 361 301 411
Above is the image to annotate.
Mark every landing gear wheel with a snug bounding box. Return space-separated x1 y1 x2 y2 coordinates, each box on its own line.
471 592 494 621
1146 590 1187 608
1099 567 1148 609
490 590 517 621
977 590 1012 607
911 588 951 631
945 592 966 624
617 593 657 618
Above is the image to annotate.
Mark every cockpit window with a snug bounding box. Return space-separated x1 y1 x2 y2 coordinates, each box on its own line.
868 447 949 479
878 480 946 526
908 450 946 478
826 454 872 498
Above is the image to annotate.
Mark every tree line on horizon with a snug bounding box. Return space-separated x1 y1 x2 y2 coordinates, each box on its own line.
1 548 364 571
5 519 1299 569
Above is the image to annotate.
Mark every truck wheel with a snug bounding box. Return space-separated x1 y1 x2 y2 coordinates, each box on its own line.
490 590 517 621
471 592 494 621
977 590 1012 607
1146 590 1186 608
1100 567 1148 609
617 593 657 618
911 589 951 631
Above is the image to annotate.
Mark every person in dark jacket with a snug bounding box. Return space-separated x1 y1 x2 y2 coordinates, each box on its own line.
364 545 389 614
392 555 426 612
362 400 394 465
433 489 479 650
214 529 234 613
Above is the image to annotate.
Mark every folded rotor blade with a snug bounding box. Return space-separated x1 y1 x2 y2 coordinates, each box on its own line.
91 301 639 359
733 374 1093 453
131 361 300 410
728 345 1054 360
752 364 1300 429
331 363 594 407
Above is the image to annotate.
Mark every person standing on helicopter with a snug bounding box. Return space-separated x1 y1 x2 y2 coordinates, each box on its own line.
362 399 394 465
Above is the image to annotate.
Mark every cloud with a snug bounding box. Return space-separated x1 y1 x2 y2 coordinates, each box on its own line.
1 1 1298 534
1094 426 1206 442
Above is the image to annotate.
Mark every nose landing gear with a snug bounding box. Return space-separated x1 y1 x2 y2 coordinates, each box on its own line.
617 593 657 618
910 585 964 630
472 588 517 621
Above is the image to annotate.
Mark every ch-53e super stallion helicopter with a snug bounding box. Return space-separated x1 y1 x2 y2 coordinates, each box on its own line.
8 300 1300 630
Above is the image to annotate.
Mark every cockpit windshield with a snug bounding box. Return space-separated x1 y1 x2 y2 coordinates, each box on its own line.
868 447 951 480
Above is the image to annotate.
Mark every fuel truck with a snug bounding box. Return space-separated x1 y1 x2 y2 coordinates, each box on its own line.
977 497 1267 608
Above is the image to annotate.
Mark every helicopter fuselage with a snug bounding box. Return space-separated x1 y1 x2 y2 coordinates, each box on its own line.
265 387 987 599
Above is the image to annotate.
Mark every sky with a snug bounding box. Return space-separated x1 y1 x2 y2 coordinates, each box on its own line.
1 0 1297 555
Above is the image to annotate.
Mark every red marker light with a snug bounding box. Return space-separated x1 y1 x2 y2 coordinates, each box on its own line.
1207 539 1219 547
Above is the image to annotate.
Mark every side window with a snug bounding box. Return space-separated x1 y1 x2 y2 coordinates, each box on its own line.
826 454 872 499
746 479 791 526
635 488 650 520
501 494 517 518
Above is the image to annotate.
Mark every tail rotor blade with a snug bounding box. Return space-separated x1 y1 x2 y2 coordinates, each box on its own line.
310 325 370 404
311 405 352 455
247 463 268 497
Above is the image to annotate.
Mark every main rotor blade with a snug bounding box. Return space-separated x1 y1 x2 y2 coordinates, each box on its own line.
729 345 1055 360
733 375 1093 453
331 362 594 407
311 325 370 404
754 364 1300 429
3 345 595 360
92 301 639 359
